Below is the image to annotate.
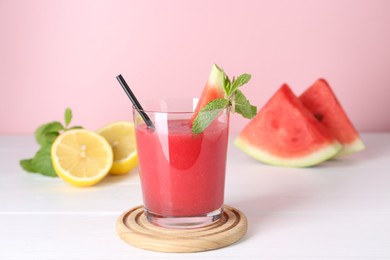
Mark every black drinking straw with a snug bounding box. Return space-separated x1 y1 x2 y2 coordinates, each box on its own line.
116 74 155 129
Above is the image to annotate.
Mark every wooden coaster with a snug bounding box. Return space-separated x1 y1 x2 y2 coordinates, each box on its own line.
116 205 248 253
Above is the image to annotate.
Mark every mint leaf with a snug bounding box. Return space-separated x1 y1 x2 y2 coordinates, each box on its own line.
35 121 64 146
64 108 72 127
67 125 83 130
43 132 60 144
20 159 35 172
230 74 251 94
234 90 257 119
20 145 57 177
213 65 230 95
30 144 57 177
20 107 81 177
192 98 229 134
24 121 62 176
223 75 232 95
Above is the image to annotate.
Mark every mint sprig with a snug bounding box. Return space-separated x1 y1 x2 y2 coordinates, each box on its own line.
20 108 82 177
192 65 257 134
226 74 252 96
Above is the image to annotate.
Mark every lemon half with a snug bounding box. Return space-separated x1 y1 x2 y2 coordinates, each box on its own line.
97 121 138 175
51 129 113 187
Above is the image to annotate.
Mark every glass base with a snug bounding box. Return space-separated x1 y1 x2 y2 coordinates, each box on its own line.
144 207 224 229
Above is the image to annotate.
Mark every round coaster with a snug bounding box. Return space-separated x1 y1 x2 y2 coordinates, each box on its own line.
116 205 248 253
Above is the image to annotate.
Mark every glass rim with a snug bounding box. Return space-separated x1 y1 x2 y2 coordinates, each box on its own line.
132 97 230 114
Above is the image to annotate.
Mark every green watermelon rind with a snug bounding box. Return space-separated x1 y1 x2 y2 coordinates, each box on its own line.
334 138 365 158
207 64 225 91
234 136 342 167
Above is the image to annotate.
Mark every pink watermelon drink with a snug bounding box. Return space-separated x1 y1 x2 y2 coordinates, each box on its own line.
133 99 229 228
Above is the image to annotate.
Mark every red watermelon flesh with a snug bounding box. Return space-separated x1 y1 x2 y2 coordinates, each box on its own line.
235 84 342 167
299 79 365 157
191 64 225 123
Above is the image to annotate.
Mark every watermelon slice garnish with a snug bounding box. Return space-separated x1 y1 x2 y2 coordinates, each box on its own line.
235 84 342 167
191 64 256 134
299 79 365 157
190 64 226 131
193 64 226 117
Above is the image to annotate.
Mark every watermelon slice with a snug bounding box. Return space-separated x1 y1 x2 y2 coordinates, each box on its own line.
235 84 342 167
192 64 225 120
299 79 365 157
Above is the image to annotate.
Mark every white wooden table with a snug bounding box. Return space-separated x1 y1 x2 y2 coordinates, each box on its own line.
1 133 389 259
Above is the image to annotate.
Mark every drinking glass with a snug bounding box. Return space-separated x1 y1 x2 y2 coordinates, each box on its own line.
133 98 229 229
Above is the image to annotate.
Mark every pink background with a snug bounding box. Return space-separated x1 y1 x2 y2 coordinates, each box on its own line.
1 0 389 134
